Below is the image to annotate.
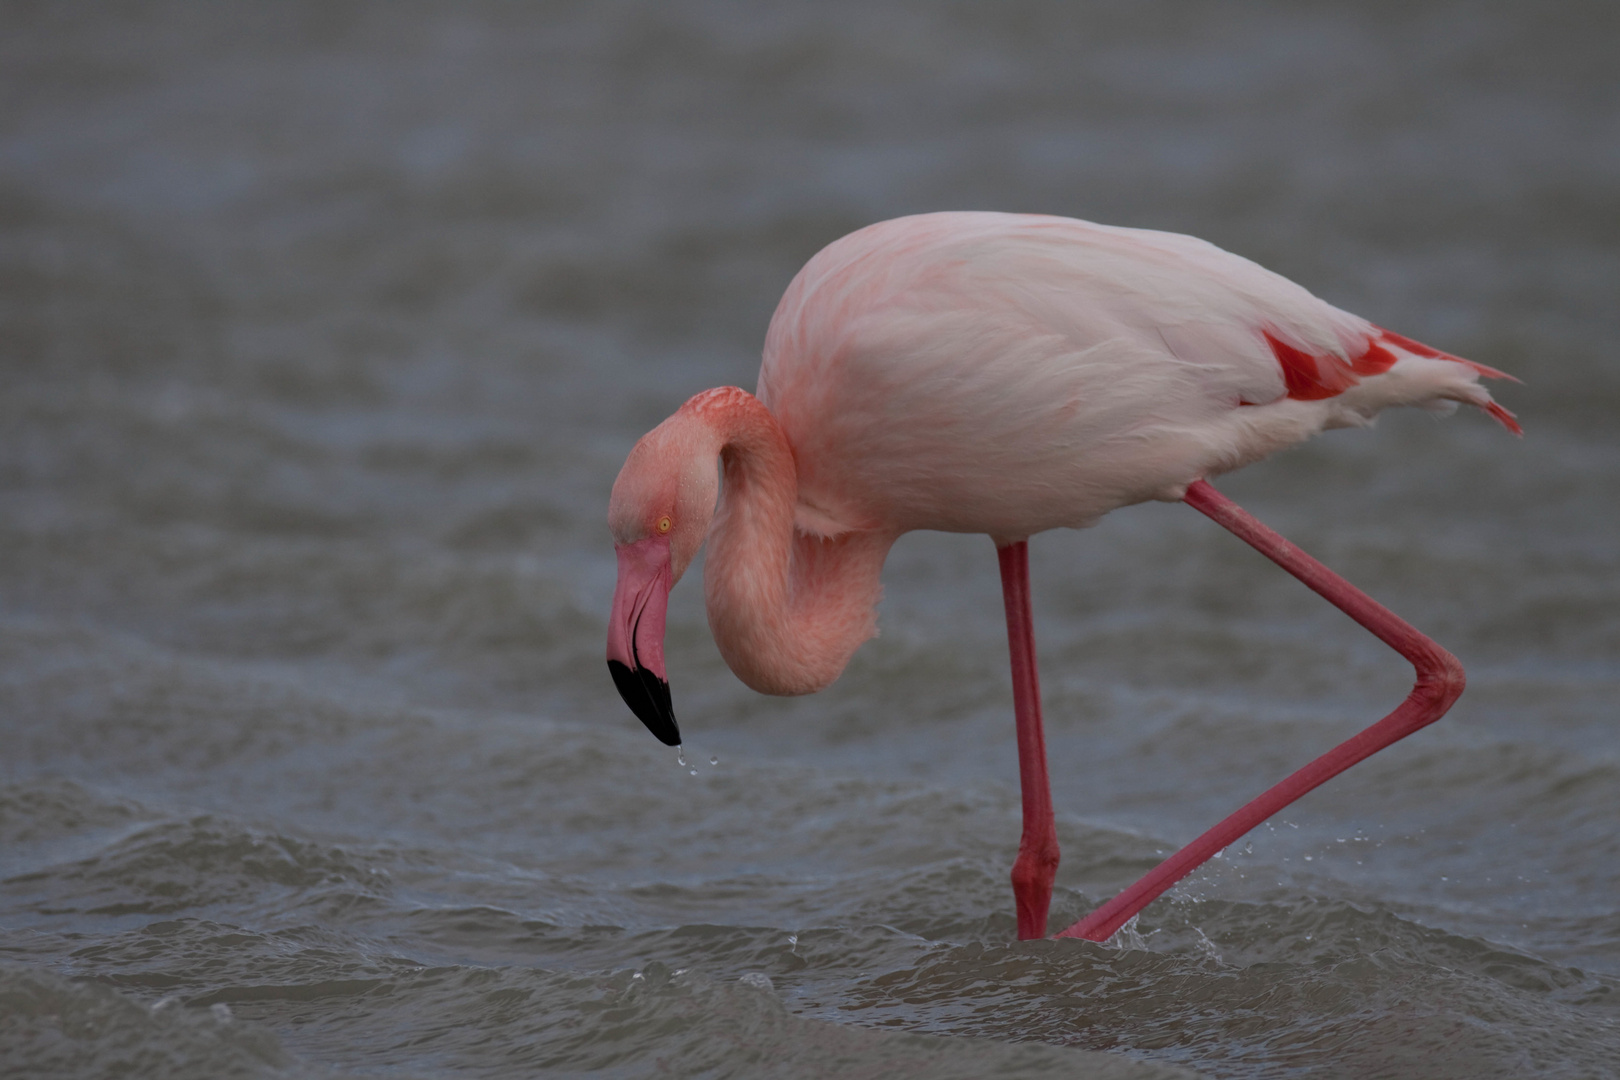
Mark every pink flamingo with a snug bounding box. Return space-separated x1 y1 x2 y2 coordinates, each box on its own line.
606 212 1518 942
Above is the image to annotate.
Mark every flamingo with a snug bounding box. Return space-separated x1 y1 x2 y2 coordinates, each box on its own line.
606 212 1518 942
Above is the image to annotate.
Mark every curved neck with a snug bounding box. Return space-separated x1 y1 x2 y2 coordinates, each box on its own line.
690 388 891 696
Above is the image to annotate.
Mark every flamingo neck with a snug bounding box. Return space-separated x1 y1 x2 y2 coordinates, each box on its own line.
691 388 890 696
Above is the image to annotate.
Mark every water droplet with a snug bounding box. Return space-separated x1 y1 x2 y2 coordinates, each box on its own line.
632 971 644 980
210 1003 233 1022
710 756 719 766
689 768 697 776
738 972 774 992
788 934 798 951
1303 855 1313 862
676 746 687 767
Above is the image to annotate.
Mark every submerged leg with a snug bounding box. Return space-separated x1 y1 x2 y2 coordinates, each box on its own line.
997 540 1061 940
1057 480 1465 943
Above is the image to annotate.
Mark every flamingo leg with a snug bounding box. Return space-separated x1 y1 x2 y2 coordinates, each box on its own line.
997 539 1061 940
1056 479 1466 943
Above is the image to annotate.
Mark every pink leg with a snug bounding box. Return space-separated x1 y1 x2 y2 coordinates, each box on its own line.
998 540 1061 940
1056 480 1465 943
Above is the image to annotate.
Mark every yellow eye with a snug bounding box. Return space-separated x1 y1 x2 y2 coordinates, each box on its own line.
655 515 673 535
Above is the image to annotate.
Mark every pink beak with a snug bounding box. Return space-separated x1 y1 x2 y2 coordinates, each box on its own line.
606 536 679 745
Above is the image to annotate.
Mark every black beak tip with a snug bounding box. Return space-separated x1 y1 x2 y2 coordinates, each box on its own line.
608 659 681 746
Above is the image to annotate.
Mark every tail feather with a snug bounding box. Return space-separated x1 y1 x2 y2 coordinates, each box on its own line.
1372 326 1523 435
1483 400 1524 436
1377 327 1522 384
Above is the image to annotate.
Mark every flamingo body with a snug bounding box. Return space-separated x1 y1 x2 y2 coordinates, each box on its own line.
759 212 1514 540
606 211 1516 939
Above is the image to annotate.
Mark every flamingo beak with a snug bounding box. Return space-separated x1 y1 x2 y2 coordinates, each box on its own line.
607 536 680 746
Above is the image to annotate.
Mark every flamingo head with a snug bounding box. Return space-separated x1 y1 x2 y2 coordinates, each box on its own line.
606 412 720 745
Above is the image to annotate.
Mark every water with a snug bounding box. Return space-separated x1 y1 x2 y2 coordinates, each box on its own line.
2 3 1617 1077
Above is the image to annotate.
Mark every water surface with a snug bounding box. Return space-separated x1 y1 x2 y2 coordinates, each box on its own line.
3 3 1618 1077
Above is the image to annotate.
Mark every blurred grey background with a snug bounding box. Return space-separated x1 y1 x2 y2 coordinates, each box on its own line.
2 4 1617 1078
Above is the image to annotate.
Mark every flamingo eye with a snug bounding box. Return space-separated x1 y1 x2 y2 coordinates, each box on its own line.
655 515 673 535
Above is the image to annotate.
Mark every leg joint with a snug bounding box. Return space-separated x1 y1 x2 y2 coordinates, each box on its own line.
1415 646 1466 712
1012 838 1060 884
